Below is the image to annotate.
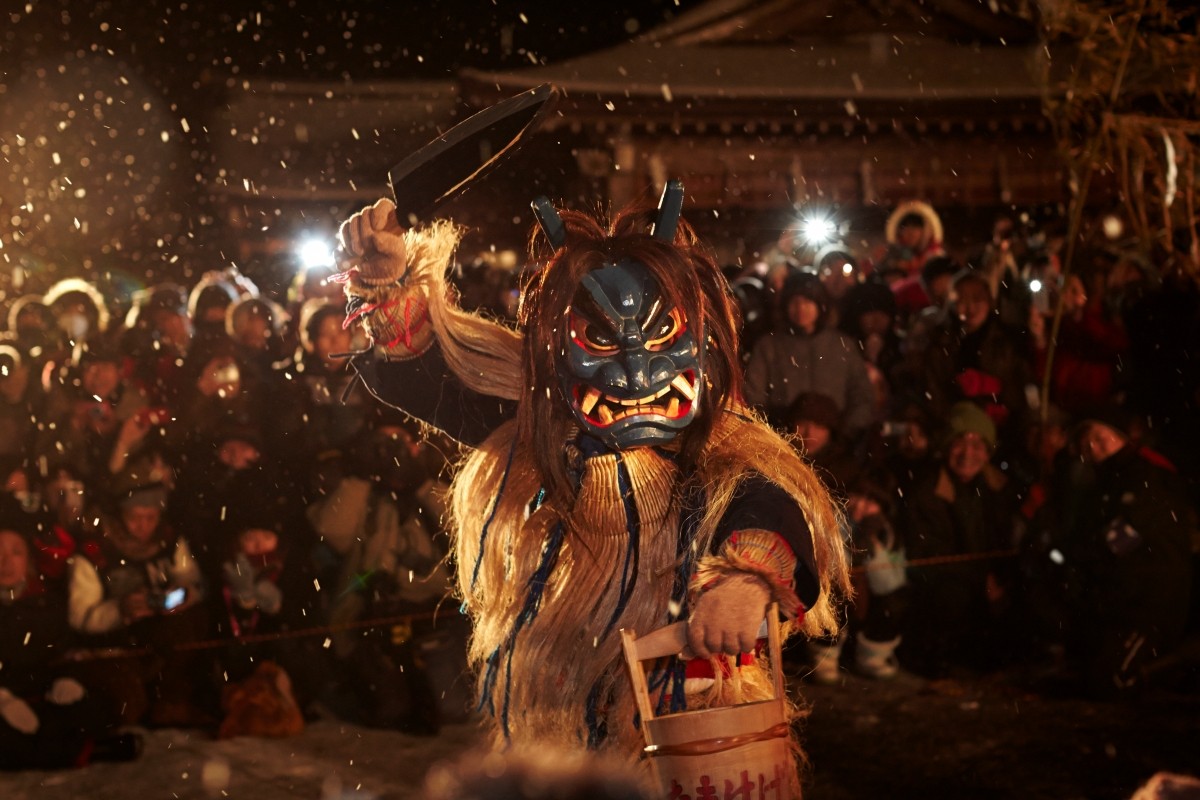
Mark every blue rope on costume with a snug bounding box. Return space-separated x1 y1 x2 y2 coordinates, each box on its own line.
469 440 517 592
477 519 568 742
583 453 645 749
602 453 641 639
647 483 706 718
584 678 607 749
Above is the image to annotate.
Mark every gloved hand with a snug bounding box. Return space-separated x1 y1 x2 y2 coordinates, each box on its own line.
686 573 771 659
337 198 408 287
223 555 258 609
337 198 432 354
865 541 908 596
0 688 39 734
254 580 283 615
861 517 907 596
46 677 86 705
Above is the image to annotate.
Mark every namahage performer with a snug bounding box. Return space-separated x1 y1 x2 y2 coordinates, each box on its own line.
334 182 850 766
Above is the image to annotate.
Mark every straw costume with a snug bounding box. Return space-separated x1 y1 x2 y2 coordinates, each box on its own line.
334 184 850 763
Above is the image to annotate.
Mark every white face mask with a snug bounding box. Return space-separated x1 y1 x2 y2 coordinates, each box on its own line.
58 313 90 342
12 490 40 513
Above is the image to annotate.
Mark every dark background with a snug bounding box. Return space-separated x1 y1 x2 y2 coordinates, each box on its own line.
0 1 702 297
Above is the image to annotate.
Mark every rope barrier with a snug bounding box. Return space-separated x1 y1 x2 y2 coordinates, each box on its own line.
62 609 446 663
59 549 1020 664
851 547 1019 574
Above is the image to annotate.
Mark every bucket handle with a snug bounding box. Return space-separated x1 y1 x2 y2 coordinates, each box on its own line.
620 603 784 731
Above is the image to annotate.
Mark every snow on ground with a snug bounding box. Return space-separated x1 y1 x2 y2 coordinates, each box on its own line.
4 720 483 800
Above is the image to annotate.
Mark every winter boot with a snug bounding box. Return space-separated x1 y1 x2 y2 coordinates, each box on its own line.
854 633 901 679
807 637 844 685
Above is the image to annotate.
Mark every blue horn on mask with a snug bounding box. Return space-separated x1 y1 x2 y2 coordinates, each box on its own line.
531 196 567 250
652 179 684 242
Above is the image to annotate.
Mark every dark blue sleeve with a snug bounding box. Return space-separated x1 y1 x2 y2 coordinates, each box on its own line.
714 475 821 610
349 346 516 448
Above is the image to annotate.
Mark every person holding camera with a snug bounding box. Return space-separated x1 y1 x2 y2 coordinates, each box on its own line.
65 461 211 727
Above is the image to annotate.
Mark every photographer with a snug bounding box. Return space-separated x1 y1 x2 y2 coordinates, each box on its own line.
66 459 211 727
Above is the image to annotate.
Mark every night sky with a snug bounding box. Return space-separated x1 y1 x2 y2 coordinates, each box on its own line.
3 1 700 89
0 1 701 291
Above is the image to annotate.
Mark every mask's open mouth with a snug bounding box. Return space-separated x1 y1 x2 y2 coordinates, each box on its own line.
570 371 697 428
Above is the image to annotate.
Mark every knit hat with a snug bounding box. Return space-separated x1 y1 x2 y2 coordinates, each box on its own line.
921 255 960 285
112 455 173 510
842 281 896 321
120 484 169 511
1072 402 1136 444
944 402 997 450
187 277 239 321
951 268 993 299
784 392 842 432
227 501 286 537
814 243 859 273
212 421 265 453
780 270 829 310
71 336 122 368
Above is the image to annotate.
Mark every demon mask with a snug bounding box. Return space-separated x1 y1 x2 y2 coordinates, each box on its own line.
536 182 702 450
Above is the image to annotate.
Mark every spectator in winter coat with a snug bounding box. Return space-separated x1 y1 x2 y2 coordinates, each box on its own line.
1070 410 1194 697
743 271 875 438
839 280 904 419
0 504 139 769
271 299 367 462
785 393 908 683
1030 272 1129 416
305 419 452 733
170 421 295 583
214 502 319 709
902 402 1018 677
36 339 153 483
66 468 211 727
876 202 945 283
891 254 959 330
901 270 1032 449
0 341 42 463
43 277 111 351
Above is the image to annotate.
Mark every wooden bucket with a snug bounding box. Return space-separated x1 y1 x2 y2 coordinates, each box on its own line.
620 604 797 800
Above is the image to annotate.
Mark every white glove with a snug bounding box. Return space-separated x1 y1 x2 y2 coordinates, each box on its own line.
254 580 283 615
337 198 408 286
0 688 40 734
47 677 86 705
865 541 908 596
686 573 772 659
223 554 258 609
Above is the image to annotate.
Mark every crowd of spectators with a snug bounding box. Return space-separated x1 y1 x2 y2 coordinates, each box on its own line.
0 267 462 767
736 205 1198 696
0 201 1197 770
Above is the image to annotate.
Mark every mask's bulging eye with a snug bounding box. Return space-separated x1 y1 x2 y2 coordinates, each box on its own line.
646 308 684 352
569 312 619 355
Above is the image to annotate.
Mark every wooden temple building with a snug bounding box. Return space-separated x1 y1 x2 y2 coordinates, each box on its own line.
212 0 1061 265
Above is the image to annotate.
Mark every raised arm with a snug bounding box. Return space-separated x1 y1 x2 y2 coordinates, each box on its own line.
335 199 517 448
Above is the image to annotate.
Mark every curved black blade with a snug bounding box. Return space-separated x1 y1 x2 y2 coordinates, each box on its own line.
388 84 556 226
